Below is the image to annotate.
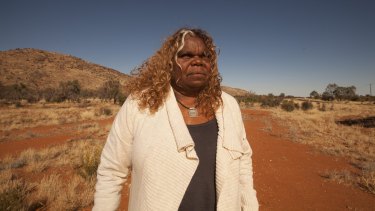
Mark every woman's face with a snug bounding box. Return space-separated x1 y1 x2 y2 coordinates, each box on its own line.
171 35 212 94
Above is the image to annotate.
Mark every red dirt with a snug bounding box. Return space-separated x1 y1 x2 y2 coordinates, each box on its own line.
1 109 374 210
0 118 114 158
244 109 375 210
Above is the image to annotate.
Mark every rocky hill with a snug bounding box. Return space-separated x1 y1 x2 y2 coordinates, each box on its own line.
221 85 251 97
0 48 131 91
0 48 250 96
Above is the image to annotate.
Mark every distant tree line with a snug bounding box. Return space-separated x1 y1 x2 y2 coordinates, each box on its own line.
0 79 127 105
235 92 316 112
233 82 375 112
309 83 375 102
235 93 287 108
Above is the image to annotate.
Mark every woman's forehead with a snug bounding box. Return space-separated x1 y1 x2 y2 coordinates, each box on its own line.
181 35 207 49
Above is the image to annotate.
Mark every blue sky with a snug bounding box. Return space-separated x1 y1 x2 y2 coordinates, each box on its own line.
1 0 374 96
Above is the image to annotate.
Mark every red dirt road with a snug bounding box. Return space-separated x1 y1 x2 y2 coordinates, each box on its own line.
244 109 375 210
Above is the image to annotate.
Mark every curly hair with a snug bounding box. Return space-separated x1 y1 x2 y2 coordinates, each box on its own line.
127 27 222 117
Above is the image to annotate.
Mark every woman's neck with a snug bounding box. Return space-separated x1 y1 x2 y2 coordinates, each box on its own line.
173 88 198 108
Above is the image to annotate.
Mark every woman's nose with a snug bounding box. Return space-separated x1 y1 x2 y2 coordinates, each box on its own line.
191 56 203 66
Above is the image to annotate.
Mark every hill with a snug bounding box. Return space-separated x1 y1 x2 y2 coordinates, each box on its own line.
0 48 131 91
0 48 250 97
221 85 252 97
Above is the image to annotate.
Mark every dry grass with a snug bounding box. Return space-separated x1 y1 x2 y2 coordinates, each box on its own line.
0 138 106 210
0 99 119 132
0 100 114 209
28 173 96 210
0 170 32 211
265 99 375 194
0 112 110 210
320 169 354 185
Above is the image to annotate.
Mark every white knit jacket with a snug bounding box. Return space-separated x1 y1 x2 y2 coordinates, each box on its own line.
93 89 259 211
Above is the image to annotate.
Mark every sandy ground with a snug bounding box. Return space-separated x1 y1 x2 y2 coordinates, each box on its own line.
1 109 374 210
243 109 374 210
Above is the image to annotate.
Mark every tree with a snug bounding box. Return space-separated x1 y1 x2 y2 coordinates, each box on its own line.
59 80 81 102
322 91 334 101
9 83 29 101
42 88 61 102
309 90 320 99
321 83 358 101
0 83 38 103
322 83 338 100
333 86 357 100
99 80 121 104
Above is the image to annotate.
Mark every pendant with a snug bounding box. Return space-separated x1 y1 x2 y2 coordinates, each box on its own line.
188 108 198 117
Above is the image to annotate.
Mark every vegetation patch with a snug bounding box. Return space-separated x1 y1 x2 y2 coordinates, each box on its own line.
281 100 295 112
0 171 31 211
336 116 375 128
270 101 375 194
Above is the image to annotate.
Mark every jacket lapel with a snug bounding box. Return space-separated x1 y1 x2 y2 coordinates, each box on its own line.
215 95 245 200
165 89 245 200
220 104 245 159
165 89 198 160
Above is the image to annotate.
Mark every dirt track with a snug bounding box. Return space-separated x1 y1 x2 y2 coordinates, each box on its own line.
244 109 375 210
1 109 374 210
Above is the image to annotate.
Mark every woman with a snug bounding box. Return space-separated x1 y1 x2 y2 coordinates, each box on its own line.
93 28 259 211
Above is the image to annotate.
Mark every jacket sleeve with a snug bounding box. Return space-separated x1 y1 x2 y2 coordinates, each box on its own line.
93 97 136 211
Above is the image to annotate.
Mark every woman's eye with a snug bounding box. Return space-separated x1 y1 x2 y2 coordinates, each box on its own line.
178 52 192 59
178 52 211 60
202 51 211 59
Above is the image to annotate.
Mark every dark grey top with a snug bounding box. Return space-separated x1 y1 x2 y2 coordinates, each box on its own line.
178 118 218 211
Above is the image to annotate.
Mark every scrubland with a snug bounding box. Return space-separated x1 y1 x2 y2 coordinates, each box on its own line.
1 98 374 210
0 100 120 210
0 99 119 132
256 100 375 194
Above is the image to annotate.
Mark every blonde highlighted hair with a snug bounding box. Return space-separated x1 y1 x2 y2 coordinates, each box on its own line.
127 27 222 117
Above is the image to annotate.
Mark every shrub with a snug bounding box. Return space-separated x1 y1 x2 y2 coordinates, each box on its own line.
301 101 313 111
15 101 23 108
10 158 27 169
261 95 282 108
0 177 30 211
100 107 112 116
117 93 127 105
359 170 375 194
42 88 59 102
235 95 262 104
281 100 295 112
79 143 102 179
98 79 121 104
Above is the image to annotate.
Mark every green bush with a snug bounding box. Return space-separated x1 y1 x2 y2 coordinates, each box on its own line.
260 95 282 108
281 100 295 112
301 101 313 111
